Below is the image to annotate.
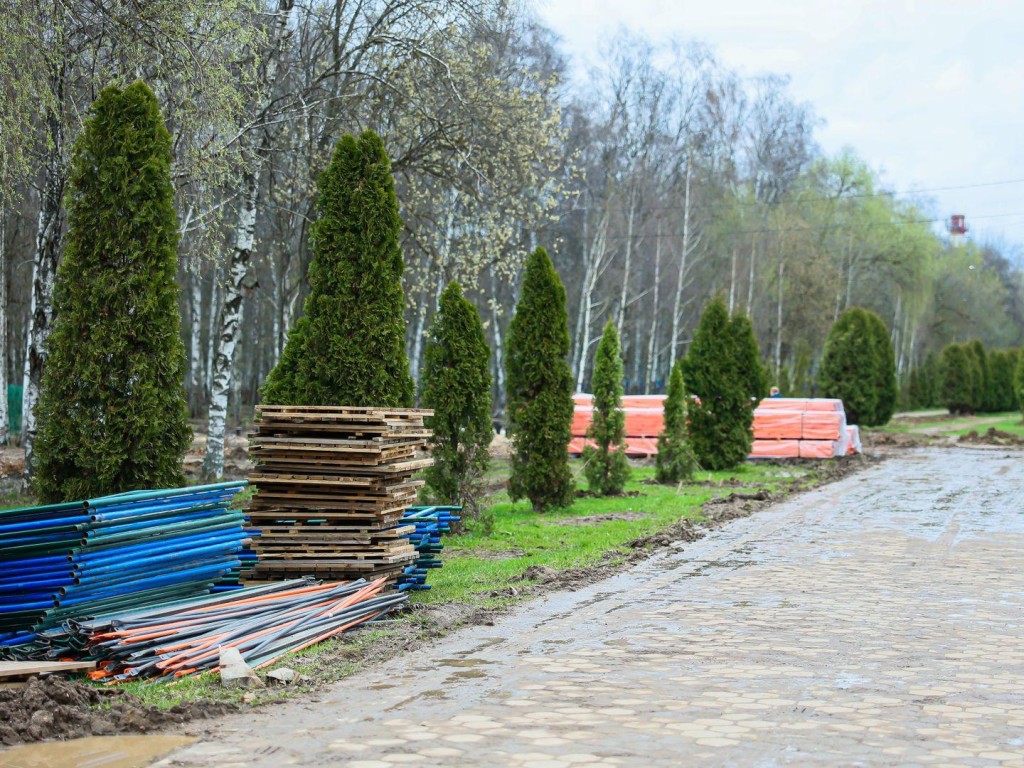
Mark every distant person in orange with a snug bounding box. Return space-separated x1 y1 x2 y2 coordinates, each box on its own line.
769 386 781 398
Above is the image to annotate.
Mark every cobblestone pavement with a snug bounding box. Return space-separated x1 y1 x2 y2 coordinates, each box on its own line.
161 448 1024 767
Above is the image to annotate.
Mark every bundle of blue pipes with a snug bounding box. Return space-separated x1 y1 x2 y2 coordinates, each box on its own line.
0 481 248 649
396 505 461 590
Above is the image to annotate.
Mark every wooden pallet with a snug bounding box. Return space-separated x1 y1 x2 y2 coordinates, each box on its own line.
246 406 433 583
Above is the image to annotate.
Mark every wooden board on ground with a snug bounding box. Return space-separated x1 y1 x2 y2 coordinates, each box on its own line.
0 660 96 681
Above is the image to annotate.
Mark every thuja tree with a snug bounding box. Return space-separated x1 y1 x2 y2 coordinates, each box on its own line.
583 321 630 495
32 82 190 502
863 310 897 426
729 313 768 402
941 343 975 415
1016 347 1024 416
682 295 753 471
967 340 990 413
261 131 413 407
656 361 698 484
506 247 575 511
992 348 1020 411
819 308 877 426
420 282 493 515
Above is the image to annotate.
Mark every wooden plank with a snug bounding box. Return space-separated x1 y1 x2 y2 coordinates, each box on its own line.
0 661 97 680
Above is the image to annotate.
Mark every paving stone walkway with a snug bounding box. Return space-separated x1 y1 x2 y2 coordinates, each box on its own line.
161 448 1024 767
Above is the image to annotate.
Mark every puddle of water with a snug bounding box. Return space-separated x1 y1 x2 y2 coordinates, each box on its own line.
437 658 491 668
604 639 632 648
0 734 194 768
447 669 488 681
421 689 448 699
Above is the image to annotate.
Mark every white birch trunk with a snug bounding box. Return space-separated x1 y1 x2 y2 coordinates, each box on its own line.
630 311 643 392
22 161 63 480
774 254 785 375
570 200 591 380
615 193 636 340
573 209 611 391
669 162 692 369
746 237 756 314
411 193 457 385
204 170 259 479
409 283 431 386
270 257 282 367
489 262 505 411
189 267 203 411
202 0 293 479
728 246 738 314
206 269 220 397
645 227 661 393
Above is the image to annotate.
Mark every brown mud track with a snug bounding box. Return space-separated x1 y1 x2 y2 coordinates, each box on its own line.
0 677 235 746
0 455 868 746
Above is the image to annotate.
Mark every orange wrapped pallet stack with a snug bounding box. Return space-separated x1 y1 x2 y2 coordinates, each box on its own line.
751 398 861 458
569 395 862 459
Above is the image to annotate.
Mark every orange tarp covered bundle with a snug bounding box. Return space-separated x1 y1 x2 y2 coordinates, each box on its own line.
757 397 843 412
569 394 861 459
752 410 803 439
750 439 801 458
571 407 593 437
751 397 858 459
569 395 667 456
799 440 838 459
801 411 844 441
569 436 659 457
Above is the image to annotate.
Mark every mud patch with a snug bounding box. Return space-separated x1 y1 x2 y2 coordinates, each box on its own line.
958 427 1024 446
574 489 642 499
453 547 527 560
0 677 235 746
548 512 646 526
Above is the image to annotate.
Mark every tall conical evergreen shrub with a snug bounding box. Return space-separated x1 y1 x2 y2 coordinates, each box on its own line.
682 295 753 471
819 308 877 426
1016 347 1024 417
420 282 493 514
863 310 897 426
32 82 191 502
506 247 575 510
941 343 974 415
729 313 768 402
262 131 413 407
987 349 1017 412
967 340 990 413
583 322 630 495
655 361 698 483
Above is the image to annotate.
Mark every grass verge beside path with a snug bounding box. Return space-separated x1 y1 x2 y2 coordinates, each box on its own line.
421 459 813 605
874 411 1024 438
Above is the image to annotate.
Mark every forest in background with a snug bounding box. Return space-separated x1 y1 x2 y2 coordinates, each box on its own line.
2 1 1023 451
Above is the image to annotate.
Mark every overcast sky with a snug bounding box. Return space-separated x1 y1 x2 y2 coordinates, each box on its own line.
536 0 1024 252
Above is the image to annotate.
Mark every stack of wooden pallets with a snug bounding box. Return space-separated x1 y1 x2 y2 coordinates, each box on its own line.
246 405 433 584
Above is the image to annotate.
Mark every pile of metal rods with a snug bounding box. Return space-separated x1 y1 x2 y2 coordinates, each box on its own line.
396 506 461 591
62 577 406 682
0 482 248 642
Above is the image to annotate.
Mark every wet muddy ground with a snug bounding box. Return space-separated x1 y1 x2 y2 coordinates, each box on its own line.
156 447 1024 767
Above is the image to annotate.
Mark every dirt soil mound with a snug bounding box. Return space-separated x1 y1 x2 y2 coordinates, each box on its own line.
958 427 1024 446
0 677 236 746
